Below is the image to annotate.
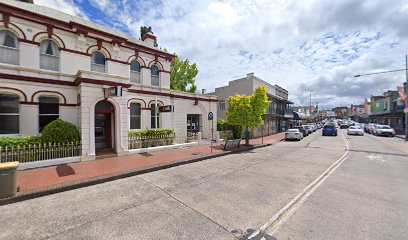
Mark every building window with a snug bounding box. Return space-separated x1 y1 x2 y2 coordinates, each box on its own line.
151 65 160 86
91 51 106 73
151 103 161 128
0 94 19 134
130 103 141 129
40 39 59 71
0 30 19 65
130 60 141 84
219 100 226 110
39 96 59 132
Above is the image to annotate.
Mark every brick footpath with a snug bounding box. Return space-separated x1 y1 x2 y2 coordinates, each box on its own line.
8 132 284 202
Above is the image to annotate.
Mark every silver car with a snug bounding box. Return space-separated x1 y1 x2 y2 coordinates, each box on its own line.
347 126 364 136
374 125 395 137
285 129 303 141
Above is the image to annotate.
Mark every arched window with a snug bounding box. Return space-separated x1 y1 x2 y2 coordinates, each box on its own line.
39 96 59 132
130 102 141 129
150 103 161 129
0 94 19 134
91 51 106 73
130 60 141 84
151 65 160 86
40 39 59 71
0 30 19 65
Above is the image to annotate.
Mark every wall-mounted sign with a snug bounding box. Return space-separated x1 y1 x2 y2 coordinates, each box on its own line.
104 86 122 98
159 105 174 112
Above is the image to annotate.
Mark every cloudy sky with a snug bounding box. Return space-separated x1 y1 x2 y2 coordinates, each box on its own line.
36 0 408 109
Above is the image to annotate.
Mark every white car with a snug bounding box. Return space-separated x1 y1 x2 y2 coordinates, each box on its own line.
374 125 395 137
285 129 303 141
347 126 364 136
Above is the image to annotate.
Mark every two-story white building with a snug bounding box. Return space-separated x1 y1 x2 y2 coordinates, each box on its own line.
0 0 218 161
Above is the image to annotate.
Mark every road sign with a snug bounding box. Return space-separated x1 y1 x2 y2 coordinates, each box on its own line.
159 105 174 112
404 108 408 113
208 112 213 120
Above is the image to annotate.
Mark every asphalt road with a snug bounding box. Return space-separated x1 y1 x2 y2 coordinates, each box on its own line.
269 130 408 240
0 129 406 240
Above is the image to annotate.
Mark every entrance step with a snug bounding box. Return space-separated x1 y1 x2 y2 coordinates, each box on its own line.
95 149 116 159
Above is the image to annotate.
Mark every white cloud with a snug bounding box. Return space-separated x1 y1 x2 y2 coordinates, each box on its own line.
35 0 88 19
35 0 408 108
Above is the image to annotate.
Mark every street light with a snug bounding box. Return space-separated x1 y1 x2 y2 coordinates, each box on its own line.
353 55 408 141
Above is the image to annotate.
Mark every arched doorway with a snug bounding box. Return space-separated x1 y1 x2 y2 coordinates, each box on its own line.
95 100 114 153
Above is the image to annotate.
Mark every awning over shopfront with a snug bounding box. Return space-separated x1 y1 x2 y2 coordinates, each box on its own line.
293 111 307 120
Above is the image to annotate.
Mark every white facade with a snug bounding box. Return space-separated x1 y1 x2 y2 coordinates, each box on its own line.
0 0 217 161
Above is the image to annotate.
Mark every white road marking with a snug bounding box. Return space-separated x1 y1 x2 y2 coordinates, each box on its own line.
247 132 352 239
368 154 385 164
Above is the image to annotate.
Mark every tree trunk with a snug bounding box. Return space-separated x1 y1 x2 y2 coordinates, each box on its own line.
245 126 250 145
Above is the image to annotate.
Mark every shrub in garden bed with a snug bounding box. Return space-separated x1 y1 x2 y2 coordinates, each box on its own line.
128 128 176 148
217 119 243 139
0 136 41 147
41 119 81 143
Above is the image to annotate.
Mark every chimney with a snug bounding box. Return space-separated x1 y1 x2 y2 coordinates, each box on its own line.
202 89 206 94
142 26 157 47
247 72 254 78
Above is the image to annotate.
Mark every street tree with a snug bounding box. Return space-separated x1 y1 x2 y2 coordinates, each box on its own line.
170 56 198 93
226 85 270 145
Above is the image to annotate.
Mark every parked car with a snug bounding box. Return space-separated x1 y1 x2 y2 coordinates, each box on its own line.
339 122 350 129
347 126 364 136
303 125 313 134
306 123 317 132
293 126 308 137
285 129 303 141
373 125 395 137
368 123 379 134
322 124 337 136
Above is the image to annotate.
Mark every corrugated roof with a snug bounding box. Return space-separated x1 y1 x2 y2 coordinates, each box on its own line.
1 0 166 52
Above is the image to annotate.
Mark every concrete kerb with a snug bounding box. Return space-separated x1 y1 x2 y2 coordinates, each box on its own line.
0 140 281 206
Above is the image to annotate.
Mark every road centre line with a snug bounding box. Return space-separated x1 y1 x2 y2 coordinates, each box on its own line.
247 132 352 239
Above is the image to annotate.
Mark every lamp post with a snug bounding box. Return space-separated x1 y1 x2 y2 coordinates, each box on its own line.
353 55 408 141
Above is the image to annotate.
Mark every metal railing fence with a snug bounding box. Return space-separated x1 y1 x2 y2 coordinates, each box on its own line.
128 134 176 150
0 142 81 163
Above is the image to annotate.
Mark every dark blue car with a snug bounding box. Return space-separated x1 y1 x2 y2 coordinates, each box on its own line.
322 124 337 136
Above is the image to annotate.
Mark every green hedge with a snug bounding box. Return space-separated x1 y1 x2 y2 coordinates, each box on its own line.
217 119 242 139
41 119 81 143
128 128 175 138
0 136 41 147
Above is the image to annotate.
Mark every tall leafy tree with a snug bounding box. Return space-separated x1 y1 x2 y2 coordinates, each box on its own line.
226 85 270 145
170 56 198 93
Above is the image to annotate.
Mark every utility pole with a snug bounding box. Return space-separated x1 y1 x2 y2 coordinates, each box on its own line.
309 92 312 120
405 55 408 141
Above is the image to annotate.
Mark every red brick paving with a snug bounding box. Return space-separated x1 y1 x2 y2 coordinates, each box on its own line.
17 132 285 192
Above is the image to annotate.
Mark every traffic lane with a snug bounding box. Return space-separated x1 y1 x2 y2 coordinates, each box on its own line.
270 131 408 239
48 196 232 240
0 175 232 240
140 131 347 233
343 129 407 156
141 132 322 193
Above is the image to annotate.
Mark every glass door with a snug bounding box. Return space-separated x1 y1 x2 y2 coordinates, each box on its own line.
95 113 108 149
